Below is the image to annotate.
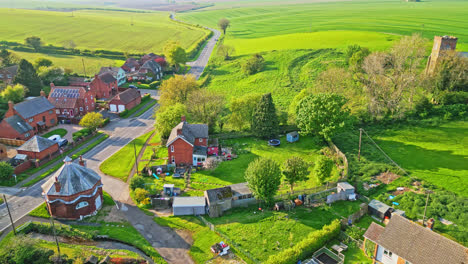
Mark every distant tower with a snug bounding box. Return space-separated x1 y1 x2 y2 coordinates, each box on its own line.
426 35 458 74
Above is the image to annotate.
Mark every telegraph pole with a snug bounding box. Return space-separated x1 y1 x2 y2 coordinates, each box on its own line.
422 192 430 226
3 194 16 235
44 195 61 261
133 141 139 175
358 128 363 162
81 58 87 77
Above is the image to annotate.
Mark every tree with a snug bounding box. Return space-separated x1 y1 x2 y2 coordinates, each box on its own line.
217 44 235 60
218 18 230 35
24 36 42 51
314 156 333 184
241 53 264 75
245 158 281 205
163 41 187 72
33 58 53 69
13 59 42 96
0 49 19 67
296 93 350 141
0 84 27 103
0 235 54 264
154 103 187 139
433 51 468 94
38 66 66 85
130 176 146 190
0 161 14 181
282 157 310 193
79 112 104 132
229 93 262 130
288 89 310 125
251 93 279 139
134 188 149 204
159 74 198 106
187 90 225 132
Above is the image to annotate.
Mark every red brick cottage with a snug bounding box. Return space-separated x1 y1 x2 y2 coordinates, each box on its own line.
89 72 118 99
48 84 95 120
17 135 59 160
0 94 57 140
166 118 208 166
108 88 141 113
41 156 103 220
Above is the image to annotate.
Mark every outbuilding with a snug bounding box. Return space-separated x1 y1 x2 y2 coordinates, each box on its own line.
17 135 59 160
286 131 299 143
337 182 355 199
109 88 141 113
368 199 392 220
172 197 206 216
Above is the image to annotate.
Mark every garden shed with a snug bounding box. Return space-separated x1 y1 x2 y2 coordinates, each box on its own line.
337 182 355 199
286 131 299 143
172 197 206 216
368 199 392 220
204 186 233 217
230 182 255 207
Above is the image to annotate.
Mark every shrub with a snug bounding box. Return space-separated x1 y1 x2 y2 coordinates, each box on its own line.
141 94 151 102
119 109 129 117
241 53 265 75
439 91 468 105
149 81 160 89
130 176 146 190
134 188 149 204
101 117 110 127
0 161 14 181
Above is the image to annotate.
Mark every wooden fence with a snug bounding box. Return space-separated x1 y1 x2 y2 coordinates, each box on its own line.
0 138 25 146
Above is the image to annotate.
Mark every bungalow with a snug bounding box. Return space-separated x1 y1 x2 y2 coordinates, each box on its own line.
41 156 103 220
48 84 95 120
89 72 118 99
166 118 208 166
0 65 18 86
0 94 57 140
98 67 126 86
17 135 59 160
363 214 467 264
108 88 141 113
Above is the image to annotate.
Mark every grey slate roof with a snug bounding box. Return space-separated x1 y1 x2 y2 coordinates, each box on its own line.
4 65 18 75
99 67 121 76
172 197 206 207
166 122 208 147
14 96 55 119
5 115 33 134
98 72 116 84
229 182 252 197
369 199 391 214
42 160 101 196
363 222 385 243
18 136 57 152
204 187 232 205
337 182 355 191
374 214 467 264
193 146 207 156
140 60 161 74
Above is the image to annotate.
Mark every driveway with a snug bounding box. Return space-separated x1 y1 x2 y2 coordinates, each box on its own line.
41 124 81 142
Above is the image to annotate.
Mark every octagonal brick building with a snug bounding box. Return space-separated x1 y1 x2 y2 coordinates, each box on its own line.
41 156 103 220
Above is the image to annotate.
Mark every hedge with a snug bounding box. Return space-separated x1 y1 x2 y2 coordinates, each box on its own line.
264 219 341 264
19 222 95 240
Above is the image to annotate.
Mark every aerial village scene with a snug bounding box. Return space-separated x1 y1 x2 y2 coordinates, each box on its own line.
0 0 466 263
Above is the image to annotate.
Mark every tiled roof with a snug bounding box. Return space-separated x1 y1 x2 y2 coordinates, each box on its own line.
4 65 18 75
5 115 33 134
43 161 101 196
205 187 232 204
166 122 208 146
48 87 86 109
99 67 121 75
139 60 161 75
374 214 467 264
18 135 57 152
111 88 140 105
229 182 252 197
193 146 207 156
97 72 116 84
363 222 384 243
14 96 55 119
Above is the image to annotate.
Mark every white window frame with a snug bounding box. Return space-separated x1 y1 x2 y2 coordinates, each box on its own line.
170 145 174 152
55 109 60 114
28 118 33 122
79 107 83 111
76 201 89 209
199 138 203 143
85 98 88 103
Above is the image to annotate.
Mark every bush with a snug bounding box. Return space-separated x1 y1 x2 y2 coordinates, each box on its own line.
265 220 341 264
134 188 149 204
130 176 146 190
0 161 14 181
149 81 160 89
141 94 151 102
101 117 110 127
241 53 265 75
439 91 468 105
119 109 129 117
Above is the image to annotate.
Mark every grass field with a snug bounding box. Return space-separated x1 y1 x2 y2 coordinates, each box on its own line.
180 0 468 53
11 50 123 76
42 128 67 138
0 8 207 53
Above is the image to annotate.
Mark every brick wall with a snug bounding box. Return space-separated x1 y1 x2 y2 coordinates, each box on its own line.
18 143 59 160
90 75 117 99
194 138 208 147
169 138 193 165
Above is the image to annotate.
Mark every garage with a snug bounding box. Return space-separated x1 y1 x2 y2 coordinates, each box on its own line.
173 197 206 216
118 105 125 112
109 104 117 112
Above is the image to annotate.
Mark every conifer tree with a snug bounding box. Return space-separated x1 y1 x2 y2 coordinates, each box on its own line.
13 59 42 96
251 93 279 139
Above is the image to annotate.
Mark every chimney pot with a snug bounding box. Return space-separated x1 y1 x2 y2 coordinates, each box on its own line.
426 218 435 230
40 90 46 97
54 177 61 192
181 115 186 122
79 155 86 167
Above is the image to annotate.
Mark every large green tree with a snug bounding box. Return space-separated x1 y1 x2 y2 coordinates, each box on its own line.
0 49 18 67
229 93 262 130
188 89 225 132
218 18 230 35
251 93 279 139
38 66 67 85
33 57 53 69
245 158 281 205
24 36 42 51
13 59 42 96
282 156 310 193
314 155 334 184
296 93 350 141
159 74 198 107
154 103 187 139
163 41 187 72
0 84 27 103
0 161 14 181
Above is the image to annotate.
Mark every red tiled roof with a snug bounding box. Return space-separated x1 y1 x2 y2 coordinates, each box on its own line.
48 86 86 109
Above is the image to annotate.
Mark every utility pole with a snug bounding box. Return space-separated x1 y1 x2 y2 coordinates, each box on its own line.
3 194 16 235
422 192 430 226
358 128 363 162
44 196 61 261
133 141 139 175
81 58 87 77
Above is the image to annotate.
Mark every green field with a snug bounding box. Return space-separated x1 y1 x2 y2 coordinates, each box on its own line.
180 0 468 53
11 50 123 75
0 8 207 53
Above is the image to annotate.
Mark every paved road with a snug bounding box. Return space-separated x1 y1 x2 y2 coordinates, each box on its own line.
171 13 221 79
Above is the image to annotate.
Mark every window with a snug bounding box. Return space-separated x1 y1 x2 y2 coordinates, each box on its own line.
86 106 88 111
24 133 30 138
91 95 93 100
76 201 89 209
199 138 203 143
0 74 3 78
79 107 83 111
50 119 55 124
171 156 175 163
55 109 60 114
42 116 46 122
85 98 88 103
29 118 33 122
170 145 174 152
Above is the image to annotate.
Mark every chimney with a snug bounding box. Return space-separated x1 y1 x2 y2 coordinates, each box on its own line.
50 82 55 88
426 218 435 230
40 90 46 97
54 177 61 192
181 115 186 122
4 101 15 118
79 155 86 167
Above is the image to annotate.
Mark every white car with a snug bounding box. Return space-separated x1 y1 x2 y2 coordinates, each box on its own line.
48 135 61 142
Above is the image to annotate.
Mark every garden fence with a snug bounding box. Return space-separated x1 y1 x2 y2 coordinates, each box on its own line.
327 140 349 180
274 182 338 200
339 231 364 248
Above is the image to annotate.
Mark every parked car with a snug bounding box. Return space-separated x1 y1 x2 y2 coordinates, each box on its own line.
129 85 138 89
58 138 68 147
48 135 61 142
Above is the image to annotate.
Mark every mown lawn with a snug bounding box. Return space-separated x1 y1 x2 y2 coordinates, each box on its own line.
0 8 207 53
42 128 67 138
100 131 153 181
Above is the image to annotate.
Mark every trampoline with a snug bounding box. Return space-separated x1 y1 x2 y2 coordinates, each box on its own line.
268 139 281 147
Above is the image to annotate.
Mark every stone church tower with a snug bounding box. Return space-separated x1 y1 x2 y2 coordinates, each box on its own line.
426 35 458 74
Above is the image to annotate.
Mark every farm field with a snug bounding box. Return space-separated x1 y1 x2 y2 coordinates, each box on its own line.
180 0 468 53
10 50 123 75
204 49 346 110
0 8 207 53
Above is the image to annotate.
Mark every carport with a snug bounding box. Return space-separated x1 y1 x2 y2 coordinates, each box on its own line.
172 197 206 216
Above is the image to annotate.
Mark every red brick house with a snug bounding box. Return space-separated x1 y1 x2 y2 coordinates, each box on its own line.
0 94 57 140
0 65 18 86
89 72 117 99
121 58 140 73
166 118 208 166
41 156 103 220
48 84 95 120
108 88 141 113
17 135 59 160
